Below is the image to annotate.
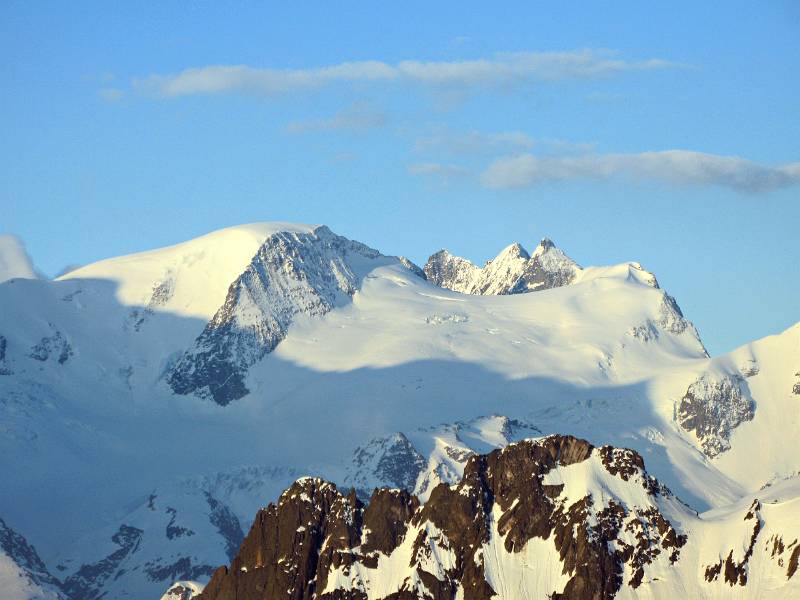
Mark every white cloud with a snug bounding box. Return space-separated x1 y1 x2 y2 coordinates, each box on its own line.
285 103 387 133
137 50 676 98
481 150 800 192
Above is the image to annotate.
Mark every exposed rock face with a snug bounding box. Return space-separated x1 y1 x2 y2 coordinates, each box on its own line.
61 525 144 599
344 416 543 503
626 292 708 356
677 374 754 457
0 334 10 375
397 257 426 280
0 516 63 598
205 492 245 561
161 581 204 600
704 500 762 587
423 238 581 296
345 433 427 500
196 435 689 600
54 485 246 600
511 238 580 293
127 273 176 332
658 294 708 357
473 242 531 295
423 250 481 294
167 226 387 405
28 326 73 364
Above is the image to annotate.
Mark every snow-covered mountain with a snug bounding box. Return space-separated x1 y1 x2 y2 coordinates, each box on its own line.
0 222 797 599
0 234 40 284
423 238 582 295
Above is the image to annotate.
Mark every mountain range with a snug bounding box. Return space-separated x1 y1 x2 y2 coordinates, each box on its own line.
0 222 797 599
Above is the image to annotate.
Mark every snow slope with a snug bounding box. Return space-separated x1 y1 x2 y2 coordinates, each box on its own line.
0 234 40 284
0 222 797 599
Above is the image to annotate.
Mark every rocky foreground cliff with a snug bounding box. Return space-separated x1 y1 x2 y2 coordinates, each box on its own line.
190 435 800 600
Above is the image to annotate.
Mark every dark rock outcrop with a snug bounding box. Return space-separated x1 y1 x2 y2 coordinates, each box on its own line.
704 501 763 586
206 492 245 561
677 374 754 457
345 432 427 499
0 333 11 375
163 582 201 600
62 525 143 599
28 326 73 364
196 435 686 600
0 516 63 596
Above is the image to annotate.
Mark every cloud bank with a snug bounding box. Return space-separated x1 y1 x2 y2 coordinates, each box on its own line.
481 151 800 192
138 50 676 98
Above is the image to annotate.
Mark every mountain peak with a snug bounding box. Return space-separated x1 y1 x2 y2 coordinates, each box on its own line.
422 249 481 294
0 234 40 284
531 236 562 259
538 236 555 250
424 236 581 296
491 242 530 263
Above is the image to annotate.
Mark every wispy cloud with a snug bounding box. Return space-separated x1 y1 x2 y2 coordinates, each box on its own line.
99 88 125 102
413 129 597 157
136 50 677 98
414 130 535 155
481 151 800 192
408 162 469 181
285 103 388 134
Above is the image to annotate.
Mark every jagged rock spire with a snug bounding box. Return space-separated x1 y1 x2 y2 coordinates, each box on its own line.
424 236 581 295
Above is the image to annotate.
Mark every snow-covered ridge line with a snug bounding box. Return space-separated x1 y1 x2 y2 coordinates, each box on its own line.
165 225 414 405
423 237 582 295
57 222 321 320
0 220 797 599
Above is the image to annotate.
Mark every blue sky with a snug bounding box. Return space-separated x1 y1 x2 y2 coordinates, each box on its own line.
2 1 798 355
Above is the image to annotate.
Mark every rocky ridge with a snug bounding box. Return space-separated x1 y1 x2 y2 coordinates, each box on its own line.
423 238 581 296
191 435 800 600
195 436 695 600
676 374 754 457
0 517 63 599
167 226 407 405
